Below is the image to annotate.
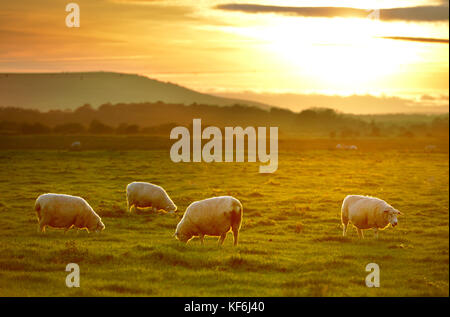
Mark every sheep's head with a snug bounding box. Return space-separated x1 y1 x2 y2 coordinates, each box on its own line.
174 224 190 243
166 201 177 213
90 218 105 233
384 208 402 227
96 220 105 232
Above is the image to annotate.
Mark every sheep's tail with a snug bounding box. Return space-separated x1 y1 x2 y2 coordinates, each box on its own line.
231 202 243 230
35 200 41 219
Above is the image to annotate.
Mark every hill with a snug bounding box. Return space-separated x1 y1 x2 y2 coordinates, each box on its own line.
0 72 270 111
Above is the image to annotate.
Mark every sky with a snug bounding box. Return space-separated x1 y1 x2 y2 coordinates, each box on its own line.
0 0 448 113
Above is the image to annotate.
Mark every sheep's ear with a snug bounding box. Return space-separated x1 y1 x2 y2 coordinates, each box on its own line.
384 210 390 214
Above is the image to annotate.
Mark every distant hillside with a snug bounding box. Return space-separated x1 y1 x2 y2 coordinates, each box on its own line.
216 91 450 114
0 72 270 111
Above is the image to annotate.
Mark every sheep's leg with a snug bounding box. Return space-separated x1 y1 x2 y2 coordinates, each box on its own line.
341 214 349 237
218 233 226 245
199 234 204 245
152 207 157 213
341 202 349 237
232 230 239 246
38 219 46 233
373 228 379 239
357 228 364 239
342 223 348 237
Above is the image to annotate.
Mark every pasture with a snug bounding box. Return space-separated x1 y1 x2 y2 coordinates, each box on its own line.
0 136 448 296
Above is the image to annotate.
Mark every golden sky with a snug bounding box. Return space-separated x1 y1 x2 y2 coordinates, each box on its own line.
0 0 448 109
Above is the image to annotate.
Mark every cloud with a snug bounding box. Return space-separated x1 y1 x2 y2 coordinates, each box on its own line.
382 6 449 22
216 3 450 22
109 0 166 3
380 36 449 44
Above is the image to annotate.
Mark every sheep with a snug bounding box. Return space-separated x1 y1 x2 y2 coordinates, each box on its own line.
35 193 105 233
126 182 177 213
341 195 402 239
336 144 358 150
70 141 81 151
174 196 243 245
425 145 437 152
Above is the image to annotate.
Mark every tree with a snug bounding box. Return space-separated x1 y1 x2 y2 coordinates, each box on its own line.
116 123 140 134
53 123 85 134
88 120 114 134
20 122 51 134
369 120 381 137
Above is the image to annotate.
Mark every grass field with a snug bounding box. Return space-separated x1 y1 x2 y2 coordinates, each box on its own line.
0 136 448 296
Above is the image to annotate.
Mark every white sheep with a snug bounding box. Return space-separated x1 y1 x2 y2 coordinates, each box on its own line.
341 195 402 239
126 182 177 213
174 196 243 245
70 141 81 151
35 193 105 233
425 145 437 152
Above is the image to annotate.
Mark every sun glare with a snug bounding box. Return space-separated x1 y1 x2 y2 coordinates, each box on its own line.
210 9 448 96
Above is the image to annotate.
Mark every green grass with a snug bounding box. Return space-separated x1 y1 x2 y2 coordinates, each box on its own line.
0 139 448 296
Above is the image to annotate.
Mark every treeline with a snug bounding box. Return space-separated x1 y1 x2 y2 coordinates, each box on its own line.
0 120 182 136
0 102 448 138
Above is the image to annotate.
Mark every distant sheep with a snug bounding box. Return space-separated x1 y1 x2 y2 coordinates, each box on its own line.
35 193 105 233
126 182 177 213
70 141 82 151
336 144 358 150
341 195 402 239
425 145 437 152
174 196 243 245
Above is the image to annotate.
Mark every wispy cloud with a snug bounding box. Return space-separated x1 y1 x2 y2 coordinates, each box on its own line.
216 3 450 22
380 36 449 43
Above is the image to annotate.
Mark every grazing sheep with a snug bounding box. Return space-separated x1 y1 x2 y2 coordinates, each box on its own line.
126 182 177 213
336 144 358 150
425 145 437 152
341 195 402 239
174 196 243 245
35 193 105 233
70 141 81 151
